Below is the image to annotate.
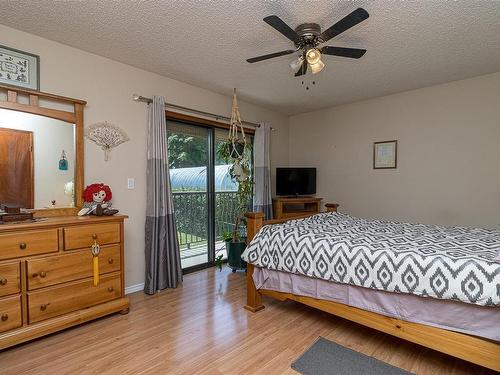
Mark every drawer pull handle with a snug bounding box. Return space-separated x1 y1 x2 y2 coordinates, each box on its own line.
0 278 7 286
1 314 8 322
107 287 114 292
40 271 47 278
19 243 27 250
108 258 114 264
40 303 50 311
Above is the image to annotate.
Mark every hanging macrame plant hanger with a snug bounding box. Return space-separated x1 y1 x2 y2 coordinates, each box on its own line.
228 89 247 159
228 89 249 182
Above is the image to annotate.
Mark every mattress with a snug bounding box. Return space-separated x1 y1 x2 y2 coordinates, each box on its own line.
242 212 500 306
253 267 500 342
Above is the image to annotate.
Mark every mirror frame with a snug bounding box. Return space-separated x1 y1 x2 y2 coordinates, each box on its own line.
0 84 86 217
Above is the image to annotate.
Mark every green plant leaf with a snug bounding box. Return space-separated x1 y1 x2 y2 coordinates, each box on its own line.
216 140 254 242
214 254 224 272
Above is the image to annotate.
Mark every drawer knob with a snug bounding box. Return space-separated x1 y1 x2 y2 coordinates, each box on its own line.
107 287 114 292
40 271 47 278
40 303 50 311
92 234 98 240
19 243 27 250
108 258 114 264
0 278 7 286
1 314 8 322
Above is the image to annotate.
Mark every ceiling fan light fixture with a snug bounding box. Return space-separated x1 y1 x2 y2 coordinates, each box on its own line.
310 59 325 74
289 55 304 71
306 48 321 65
246 9 369 79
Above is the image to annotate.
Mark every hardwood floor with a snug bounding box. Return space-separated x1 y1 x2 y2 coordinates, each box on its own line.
0 267 496 375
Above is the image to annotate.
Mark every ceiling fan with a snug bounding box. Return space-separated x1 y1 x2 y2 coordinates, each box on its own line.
246 8 369 76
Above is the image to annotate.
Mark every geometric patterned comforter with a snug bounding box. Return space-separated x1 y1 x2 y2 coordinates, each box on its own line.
242 212 500 306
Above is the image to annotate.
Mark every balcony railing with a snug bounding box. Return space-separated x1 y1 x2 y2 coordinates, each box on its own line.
172 191 243 258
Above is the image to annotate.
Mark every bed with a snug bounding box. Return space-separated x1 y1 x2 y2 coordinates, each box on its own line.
242 206 500 372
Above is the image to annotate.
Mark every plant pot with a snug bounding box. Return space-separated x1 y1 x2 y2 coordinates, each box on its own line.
225 239 247 272
230 141 245 159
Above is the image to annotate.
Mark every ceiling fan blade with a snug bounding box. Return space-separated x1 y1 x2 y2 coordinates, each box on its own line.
263 15 300 43
321 46 366 58
320 8 369 42
294 60 308 76
246 49 296 63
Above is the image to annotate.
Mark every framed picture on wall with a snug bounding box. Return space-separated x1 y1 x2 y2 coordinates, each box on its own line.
373 140 397 169
0 45 40 90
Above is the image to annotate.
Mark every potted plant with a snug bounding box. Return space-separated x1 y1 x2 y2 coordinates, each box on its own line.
215 140 254 272
229 139 246 159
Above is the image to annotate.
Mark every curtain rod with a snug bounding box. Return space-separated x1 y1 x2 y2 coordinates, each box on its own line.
132 94 275 131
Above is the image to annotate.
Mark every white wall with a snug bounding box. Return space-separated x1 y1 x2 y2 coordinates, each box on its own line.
0 24 289 288
0 109 75 208
289 72 500 229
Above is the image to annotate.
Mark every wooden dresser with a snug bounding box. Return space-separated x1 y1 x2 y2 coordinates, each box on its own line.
0 215 129 349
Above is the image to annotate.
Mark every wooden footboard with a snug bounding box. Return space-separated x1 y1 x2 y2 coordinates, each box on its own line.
243 212 265 312
244 204 338 312
243 205 500 372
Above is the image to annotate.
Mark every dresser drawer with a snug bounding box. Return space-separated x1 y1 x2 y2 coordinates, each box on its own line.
63 223 120 250
0 229 58 260
0 262 20 297
0 295 22 333
27 245 121 290
28 272 121 323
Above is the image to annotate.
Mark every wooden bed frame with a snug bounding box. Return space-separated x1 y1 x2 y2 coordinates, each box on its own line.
243 205 500 372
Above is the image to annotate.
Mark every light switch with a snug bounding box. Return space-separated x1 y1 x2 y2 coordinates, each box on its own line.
127 178 135 190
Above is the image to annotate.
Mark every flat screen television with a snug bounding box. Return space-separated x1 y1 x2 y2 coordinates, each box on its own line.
276 168 316 196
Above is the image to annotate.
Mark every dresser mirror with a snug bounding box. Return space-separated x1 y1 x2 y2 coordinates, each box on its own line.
0 108 76 209
0 85 85 216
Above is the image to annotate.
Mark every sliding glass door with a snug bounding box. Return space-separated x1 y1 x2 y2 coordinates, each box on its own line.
214 128 240 262
167 119 252 272
167 122 210 270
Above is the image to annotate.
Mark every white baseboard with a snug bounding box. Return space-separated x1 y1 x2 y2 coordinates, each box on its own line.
125 283 144 295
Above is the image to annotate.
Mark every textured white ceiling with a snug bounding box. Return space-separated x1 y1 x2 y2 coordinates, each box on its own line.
1 1 499 115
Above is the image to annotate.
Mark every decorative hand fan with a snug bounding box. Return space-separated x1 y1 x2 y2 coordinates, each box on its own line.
85 121 130 161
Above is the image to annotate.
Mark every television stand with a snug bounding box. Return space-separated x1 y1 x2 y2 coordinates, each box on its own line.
272 197 322 220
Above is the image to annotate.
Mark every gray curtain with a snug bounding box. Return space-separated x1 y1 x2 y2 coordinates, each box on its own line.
144 96 182 294
253 122 273 219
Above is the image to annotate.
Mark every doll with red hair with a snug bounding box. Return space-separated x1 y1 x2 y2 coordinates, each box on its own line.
78 183 119 216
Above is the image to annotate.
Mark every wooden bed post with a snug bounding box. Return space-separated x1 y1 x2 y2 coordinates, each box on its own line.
325 203 339 212
244 212 265 312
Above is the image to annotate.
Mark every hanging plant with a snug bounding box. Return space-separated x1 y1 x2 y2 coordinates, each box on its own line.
216 89 254 245
228 89 248 166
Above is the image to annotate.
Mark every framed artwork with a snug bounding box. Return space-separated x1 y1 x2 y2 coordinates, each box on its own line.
0 45 40 90
373 140 397 169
